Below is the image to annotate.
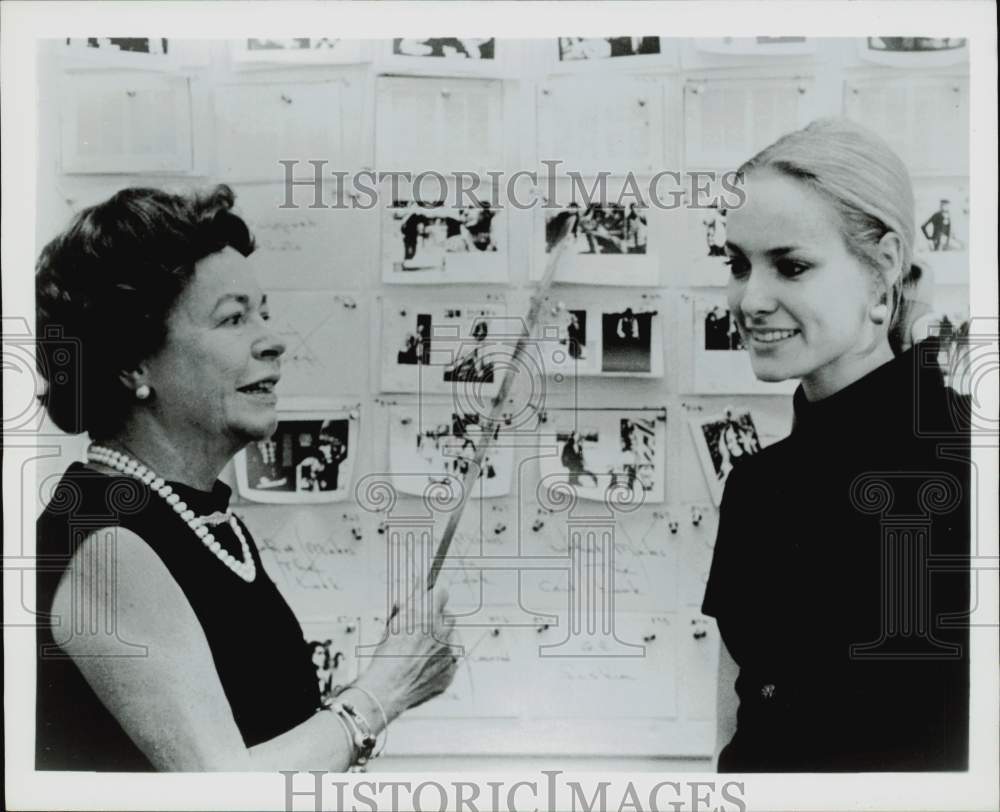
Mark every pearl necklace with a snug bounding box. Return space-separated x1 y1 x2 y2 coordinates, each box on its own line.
87 445 256 583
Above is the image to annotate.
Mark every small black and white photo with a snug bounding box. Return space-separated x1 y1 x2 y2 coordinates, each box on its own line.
65 37 168 54
384 199 504 283
916 190 969 253
231 37 361 64
396 313 433 366
561 309 588 362
690 408 763 505
537 199 658 286
868 37 967 52
558 37 661 61
442 318 495 384
546 203 647 255
704 305 745 351
389 406 513 498
381 301 505 393
601 308 655 373
246 38 339 51
393 38 495 59
237 414 355 503
702 205 728 257
540 409 666 502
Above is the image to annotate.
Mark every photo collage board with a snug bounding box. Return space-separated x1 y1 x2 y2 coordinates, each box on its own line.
51 35 970 532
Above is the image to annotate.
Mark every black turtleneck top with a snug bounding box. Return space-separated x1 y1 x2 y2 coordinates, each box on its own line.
702 341 970 771
36 463 319 771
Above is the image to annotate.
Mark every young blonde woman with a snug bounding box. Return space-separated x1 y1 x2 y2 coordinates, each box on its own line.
703 119 970 772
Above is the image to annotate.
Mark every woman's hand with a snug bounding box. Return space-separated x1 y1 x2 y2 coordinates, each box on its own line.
352 580 459 723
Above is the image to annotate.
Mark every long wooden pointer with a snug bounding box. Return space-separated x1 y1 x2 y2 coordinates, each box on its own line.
427 212 577 589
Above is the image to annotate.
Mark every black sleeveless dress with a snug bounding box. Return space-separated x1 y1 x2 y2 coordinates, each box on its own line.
36 463 320 771
702 341 970 771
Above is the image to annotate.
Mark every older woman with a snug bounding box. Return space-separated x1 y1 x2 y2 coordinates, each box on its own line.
35 185 458 771
703 119 970 771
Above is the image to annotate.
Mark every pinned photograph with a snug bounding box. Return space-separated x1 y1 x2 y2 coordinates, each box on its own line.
235 404 358 503
703 305 745 351
858 36 968 66
539 409 666 503
539 306 601 377
389 406 512 498
393 38 495 59
536 203 658 286
383 199 506 284
694 36 814 56
558 37 661 61
689 408 763 506
868 37 966 52
442 318 495 384
602 308 657 373
396 313 433 366
65 37 168 54
916 190 968 253
231 38 363 64
380 300 507 394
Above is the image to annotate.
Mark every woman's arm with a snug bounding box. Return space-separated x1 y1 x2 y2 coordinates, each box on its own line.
713 637 739 769
51 527 358 771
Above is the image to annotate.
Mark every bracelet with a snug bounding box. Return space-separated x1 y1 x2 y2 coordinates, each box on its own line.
338 685 389 758
318 704 355 764
334 701 377 768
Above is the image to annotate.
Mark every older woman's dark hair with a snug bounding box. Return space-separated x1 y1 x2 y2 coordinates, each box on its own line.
36 184 255 437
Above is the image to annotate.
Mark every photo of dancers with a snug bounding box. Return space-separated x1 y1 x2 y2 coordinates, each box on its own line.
245 38 340 51
239 417 352 501
397 313 432 365
920 198 967 252
562 309 588 362
546 411 664 501
602 307 655 372
443 318 495 384
393 38 495 59
545 203 647 255
558 37 660 61
868 37 966 52
691 408 762 505
389 408 513 498
389 200 499 274
704 305 745 350
703 205 728 257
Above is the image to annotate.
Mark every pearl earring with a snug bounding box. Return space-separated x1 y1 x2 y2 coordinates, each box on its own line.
870 303 888 325
135 384 151 401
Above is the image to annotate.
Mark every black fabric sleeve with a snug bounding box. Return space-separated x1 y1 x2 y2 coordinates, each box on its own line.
701 462 746 620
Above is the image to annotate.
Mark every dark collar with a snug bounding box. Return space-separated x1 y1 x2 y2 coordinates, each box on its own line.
791 341 945 438
165 478 233 516
74 462 233 516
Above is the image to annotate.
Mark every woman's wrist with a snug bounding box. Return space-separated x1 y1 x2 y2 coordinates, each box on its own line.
340 679 402 731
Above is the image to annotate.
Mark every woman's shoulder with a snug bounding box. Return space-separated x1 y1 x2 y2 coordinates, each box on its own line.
39 462 156 524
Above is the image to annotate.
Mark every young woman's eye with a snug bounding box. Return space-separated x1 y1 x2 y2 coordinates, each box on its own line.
777 259 810 278
725 257 751 279
260 310 271 322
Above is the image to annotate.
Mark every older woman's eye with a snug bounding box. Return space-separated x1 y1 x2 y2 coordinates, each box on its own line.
222 312 246 326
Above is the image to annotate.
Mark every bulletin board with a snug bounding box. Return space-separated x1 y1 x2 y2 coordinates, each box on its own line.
37 36 970 762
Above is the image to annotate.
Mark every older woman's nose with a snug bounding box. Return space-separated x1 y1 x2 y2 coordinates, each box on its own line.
252 327 286 360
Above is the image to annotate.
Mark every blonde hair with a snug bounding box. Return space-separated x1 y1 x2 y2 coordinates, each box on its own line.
737 118 916 338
